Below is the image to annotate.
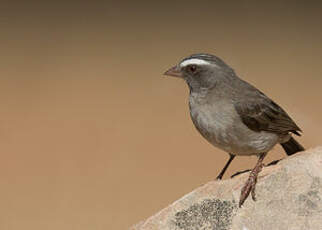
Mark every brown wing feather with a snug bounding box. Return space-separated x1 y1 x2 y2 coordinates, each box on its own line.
235 99 302 136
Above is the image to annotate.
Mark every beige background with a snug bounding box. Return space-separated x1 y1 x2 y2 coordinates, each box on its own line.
0 1 321 229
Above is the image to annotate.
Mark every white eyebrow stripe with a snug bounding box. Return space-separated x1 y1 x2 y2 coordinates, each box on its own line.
179 58 211 67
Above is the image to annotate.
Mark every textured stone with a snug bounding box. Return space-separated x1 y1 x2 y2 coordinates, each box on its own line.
130 147 322 230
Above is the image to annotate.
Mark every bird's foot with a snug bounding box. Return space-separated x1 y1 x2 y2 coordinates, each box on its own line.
266 158 281 166
232 158 281 179
231 169 251 178
239 162 264 207
239 172 257 207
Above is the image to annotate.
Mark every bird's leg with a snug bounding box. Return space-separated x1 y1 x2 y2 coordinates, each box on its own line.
216 153 235 180
239 152 267 207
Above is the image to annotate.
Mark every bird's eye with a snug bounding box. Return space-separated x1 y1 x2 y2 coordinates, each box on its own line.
188 65 197 73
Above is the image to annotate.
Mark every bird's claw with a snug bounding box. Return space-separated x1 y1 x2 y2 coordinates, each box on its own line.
239 171 259 207
251 181 257 201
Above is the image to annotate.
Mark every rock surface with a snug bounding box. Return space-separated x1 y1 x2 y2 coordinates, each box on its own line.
130 147 322 230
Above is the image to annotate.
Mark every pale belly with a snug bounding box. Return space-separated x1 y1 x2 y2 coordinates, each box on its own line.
189 102 279 156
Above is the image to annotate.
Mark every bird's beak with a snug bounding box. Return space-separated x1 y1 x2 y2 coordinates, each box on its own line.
164 65 183 78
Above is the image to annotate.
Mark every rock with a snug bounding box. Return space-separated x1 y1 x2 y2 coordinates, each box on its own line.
130 147 322 230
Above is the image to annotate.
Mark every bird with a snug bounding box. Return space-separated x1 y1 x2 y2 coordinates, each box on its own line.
164 53 304 207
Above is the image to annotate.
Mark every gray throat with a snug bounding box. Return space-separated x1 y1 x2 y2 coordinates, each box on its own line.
189 87 211 105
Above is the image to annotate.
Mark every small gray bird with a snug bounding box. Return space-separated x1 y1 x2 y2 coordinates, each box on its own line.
164 53 304 207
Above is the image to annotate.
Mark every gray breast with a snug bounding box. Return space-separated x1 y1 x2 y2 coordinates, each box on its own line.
189 94 279 155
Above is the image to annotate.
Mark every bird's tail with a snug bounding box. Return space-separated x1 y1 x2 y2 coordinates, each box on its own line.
280 137 305 156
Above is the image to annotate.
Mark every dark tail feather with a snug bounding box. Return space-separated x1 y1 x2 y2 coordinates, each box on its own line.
281 137 305 156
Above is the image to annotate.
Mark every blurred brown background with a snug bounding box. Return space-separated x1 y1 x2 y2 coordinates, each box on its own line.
0 1 321 229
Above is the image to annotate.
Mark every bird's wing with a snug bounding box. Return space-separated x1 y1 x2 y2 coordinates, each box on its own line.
234 96 302 136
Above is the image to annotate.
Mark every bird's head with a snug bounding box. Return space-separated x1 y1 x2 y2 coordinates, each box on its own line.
164 53 235 91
